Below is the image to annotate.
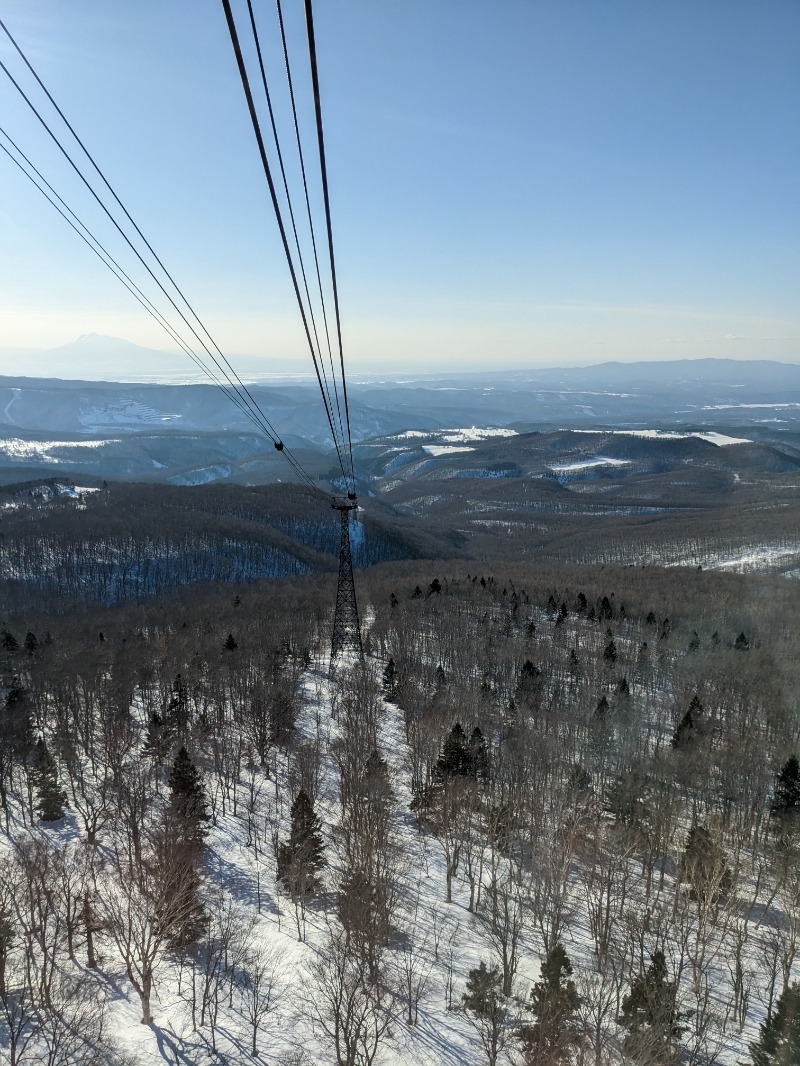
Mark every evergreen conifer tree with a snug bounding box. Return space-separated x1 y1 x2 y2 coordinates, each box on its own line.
1 629 18 653
679 824 730 908
277 789 325 898
141 712 175 763
164 673 190 734
671 695 703 751
771 756 800 830
4 679 33 757
519 942 581 1065
463 961 506 1066
0 898 14 998
33 737 67 821
156 747 209 947
463 960 502 1014
382 657 398 701
168 746 209 850
619 951 683 1064
750 982 800 1066
436 723 470 780
515 660 542 705
595 695 610 720
598 596 613 620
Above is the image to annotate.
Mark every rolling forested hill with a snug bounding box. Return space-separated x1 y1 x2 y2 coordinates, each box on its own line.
1 495 799 1063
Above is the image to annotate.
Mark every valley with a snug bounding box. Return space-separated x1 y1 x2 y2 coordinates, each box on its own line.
0 355 798 1065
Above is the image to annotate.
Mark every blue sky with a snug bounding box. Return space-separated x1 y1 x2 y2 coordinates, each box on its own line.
0 0 798 376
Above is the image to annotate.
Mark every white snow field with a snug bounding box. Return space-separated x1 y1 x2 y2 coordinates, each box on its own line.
570 429 753 445
0 437 121 462
422 445 476 457
548 458 631 473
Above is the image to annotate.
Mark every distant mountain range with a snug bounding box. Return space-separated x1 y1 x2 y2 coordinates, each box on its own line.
0 333 310 382
1 341 799 487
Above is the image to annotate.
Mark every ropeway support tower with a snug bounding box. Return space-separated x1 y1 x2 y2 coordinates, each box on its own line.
331 495 363 663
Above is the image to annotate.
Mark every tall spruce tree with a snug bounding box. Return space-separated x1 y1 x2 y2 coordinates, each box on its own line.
436 723 470 780
771 757 800 833
679 824 730 908
751 982 800 1066
277 789 325 898
672 695 703 751
519 943 581 1066
168 746 209 850
469 727 489 781
33 737 67 821
619 951 683 1064
158 747 209 947
463 960 502 1014
382 657 398 702
463 961 506 1066
141 712 175 764
1 629 18 654
164 672 190 734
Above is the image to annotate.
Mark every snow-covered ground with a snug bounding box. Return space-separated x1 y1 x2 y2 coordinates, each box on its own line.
571 429 752 446
422 446 476 457
3 661 537 1066
78 400 183 430
701 402 800 411
3 583 799 1065
392 428 516 444
548 457 631 473
440 429 518 443
702 543 800 574
0 437 121 462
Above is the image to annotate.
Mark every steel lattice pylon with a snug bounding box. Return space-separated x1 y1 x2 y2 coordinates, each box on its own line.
330 496 363 663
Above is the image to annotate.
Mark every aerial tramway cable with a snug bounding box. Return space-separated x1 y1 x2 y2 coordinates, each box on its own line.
0 125 324 495
0 126 261 430
244 0 348 472
0 18 330 497
302 0 356 486
219 0 350 486
0 34 287 453
0 17 286 457
1 5 362 655
273 0 351 485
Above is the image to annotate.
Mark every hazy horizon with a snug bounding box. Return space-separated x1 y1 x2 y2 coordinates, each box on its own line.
1 331 799 386
1 2 798 373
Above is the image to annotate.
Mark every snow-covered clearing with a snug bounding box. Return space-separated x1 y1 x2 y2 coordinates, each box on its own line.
570 429 752 446
702 402 800 411
440 429 518 443
702 543 800 574
78 401 182 430
548 457 631 473
422 446 475 457
0 437 121 462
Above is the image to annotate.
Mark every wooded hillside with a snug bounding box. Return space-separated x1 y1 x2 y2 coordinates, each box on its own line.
1 552 798 1064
